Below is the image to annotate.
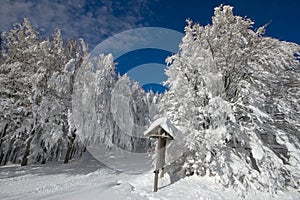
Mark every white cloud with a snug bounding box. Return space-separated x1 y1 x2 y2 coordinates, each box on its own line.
0 0 153 48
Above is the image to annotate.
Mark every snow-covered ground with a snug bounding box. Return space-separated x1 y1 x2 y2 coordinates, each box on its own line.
1 151 299 200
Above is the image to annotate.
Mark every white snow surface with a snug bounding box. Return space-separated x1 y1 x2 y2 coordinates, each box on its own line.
1 151 299 200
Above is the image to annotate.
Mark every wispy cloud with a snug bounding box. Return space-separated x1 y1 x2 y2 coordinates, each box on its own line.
0 0 153 48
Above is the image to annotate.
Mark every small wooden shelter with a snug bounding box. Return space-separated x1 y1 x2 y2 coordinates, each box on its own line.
144 117 179 192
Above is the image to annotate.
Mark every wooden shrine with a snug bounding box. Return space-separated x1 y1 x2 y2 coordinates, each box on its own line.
144 117 177 192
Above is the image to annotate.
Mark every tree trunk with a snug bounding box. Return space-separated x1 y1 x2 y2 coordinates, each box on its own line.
0 152 4 165
55 140 61 160
21 137 33 166
64 143 72 164
3 139 13 165
0 123 8 147
64 131 76 164
11 147 18 164
70 145 76 159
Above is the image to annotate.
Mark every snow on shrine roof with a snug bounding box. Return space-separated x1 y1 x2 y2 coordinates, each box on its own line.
144 117 180 139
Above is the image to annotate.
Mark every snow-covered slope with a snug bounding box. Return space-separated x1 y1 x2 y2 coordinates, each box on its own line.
1 151 299 200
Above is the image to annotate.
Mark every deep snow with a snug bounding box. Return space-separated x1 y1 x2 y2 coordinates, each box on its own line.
0 150 299 200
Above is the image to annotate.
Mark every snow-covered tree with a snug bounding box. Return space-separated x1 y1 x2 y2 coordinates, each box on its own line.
73 53 158 153
0 18 40 165
0 19 86 166
161 5 300 196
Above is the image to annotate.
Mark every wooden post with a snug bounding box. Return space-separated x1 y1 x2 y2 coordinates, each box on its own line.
154 169 159 192
153 128 167 192
155 137 166 170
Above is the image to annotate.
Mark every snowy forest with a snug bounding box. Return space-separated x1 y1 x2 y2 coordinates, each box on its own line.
1 5 300 196
0 18 157 166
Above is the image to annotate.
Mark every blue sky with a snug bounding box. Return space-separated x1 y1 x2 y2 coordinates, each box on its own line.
1 0 299 93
